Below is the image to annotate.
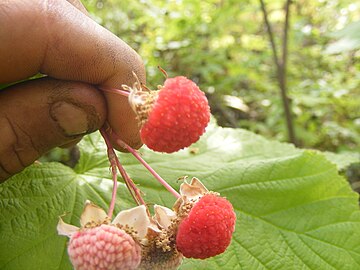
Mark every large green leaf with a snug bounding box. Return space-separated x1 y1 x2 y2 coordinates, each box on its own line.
0 124 359 269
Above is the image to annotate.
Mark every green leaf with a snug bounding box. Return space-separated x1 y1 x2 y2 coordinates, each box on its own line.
1 124 359 269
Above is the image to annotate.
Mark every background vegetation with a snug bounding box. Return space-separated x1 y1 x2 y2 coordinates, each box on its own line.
82 0 360 153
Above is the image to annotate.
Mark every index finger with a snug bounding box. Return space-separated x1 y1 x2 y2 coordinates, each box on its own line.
0 0 146 148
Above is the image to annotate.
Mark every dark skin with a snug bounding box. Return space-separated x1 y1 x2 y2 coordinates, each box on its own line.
0 0 146 182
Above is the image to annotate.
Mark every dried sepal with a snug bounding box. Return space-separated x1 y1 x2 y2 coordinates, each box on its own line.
112 204 150 239
174 177 209 213
80 200 108 227
57 201 150 242
129 90 159 126
179 177 208 198
154 204 177 229
138 205 183 270
57 217 79 238
123 72 159 126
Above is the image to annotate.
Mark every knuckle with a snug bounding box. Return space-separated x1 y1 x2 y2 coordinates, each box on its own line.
0 116 40 181
0 163 11 183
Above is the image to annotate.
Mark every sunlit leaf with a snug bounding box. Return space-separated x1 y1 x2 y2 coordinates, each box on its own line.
1 124 359 269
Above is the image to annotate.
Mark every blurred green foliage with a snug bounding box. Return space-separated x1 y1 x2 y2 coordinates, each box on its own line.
82 0 360 152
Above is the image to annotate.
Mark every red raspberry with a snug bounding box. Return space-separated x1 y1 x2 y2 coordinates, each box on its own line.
129 76 210 153
67 224 141 270
175 194 236 259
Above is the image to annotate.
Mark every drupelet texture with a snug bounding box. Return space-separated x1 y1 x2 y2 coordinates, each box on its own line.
67 224 141 270
175 194 236 259
140 76 210 153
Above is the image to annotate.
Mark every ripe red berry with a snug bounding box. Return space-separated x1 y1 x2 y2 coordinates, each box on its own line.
175 193 236 259
128 75 210 153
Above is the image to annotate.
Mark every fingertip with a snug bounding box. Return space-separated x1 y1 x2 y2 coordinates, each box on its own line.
99 58 146 153
111 133 144 152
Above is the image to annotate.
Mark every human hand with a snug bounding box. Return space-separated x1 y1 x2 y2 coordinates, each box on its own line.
0 0 146 182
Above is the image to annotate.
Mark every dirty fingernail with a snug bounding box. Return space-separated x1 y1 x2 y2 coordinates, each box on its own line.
50 101 89 136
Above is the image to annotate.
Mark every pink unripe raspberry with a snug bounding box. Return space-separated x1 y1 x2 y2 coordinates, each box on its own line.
67 224 141 270
176 194 236 259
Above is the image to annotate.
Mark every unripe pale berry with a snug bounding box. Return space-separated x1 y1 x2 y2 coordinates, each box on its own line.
57 202 146 270
67 224 141 270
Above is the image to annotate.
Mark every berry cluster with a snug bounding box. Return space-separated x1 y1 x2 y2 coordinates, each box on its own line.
58 70 236 270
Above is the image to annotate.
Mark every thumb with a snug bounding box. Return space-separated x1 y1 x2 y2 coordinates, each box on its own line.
0 78 106 182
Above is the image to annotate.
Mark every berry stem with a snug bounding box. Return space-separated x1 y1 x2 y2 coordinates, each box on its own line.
113 151 147 207
157 66 168 78
112 135 181 199
108 150 118 218
100 128 147 217
99 87 130 97
100 129 119 218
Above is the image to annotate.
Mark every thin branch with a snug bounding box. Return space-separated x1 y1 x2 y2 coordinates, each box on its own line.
282 0 291 68
279 0 296 145
259 0 281 70
259 0 297 145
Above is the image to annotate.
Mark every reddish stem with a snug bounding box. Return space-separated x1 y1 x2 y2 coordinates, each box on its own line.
99 87 130 97
113 152 147 207
157 66 168 78
106 149 118 218
113 136 181 199
100 129 119 218
100 129 146 217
